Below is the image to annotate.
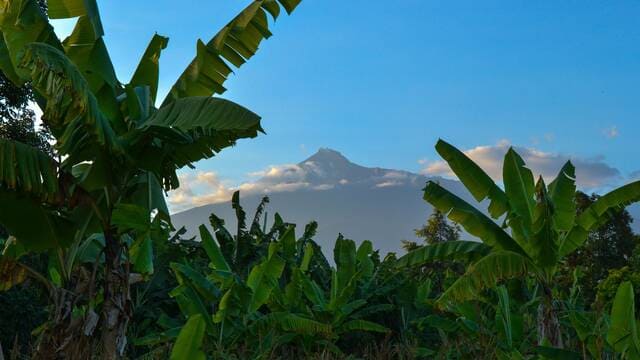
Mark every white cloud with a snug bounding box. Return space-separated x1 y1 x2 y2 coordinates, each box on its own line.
375 181 402 188
421 140 621 189
382 171 409 180
169 163 323 212
168 172 234 212
604 126 619 139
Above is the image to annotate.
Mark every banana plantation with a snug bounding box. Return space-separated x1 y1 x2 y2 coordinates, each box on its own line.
0 0 639 359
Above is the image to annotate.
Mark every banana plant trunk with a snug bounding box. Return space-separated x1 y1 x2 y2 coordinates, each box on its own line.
36 288 89 359
102 229 130 360
537 286 563 348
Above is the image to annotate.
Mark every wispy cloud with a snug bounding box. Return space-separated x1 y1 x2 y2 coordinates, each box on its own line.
421 140 621 189
603 126 619 139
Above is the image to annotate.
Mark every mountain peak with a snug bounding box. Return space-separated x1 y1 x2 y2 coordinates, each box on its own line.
302 148 351 165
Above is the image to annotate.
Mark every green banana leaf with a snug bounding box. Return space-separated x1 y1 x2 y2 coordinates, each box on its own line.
247 252 285 312
47 0 104 38
438 250 529 305
19 43 121 162
0 0 63 84
199 225 231 272
531 177 558 269
423 181 525 255
133 97 262 189
396 240 490 268
547 161 576 232
503 148 535 236
162 0 302 105
607 281 640 357
170 314 206 360
435 139 509 218
130 34 169 103
561 181 640 256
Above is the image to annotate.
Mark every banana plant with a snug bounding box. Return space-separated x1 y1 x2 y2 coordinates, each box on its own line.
163 219 390 358
608 281 640 359
0 0 302 358
165 224 332 359
207 191 331 282
256 235 393 357
134 198 332 357
398 139 640 347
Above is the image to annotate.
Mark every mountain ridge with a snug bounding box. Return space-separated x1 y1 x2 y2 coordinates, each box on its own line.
172 148 640 256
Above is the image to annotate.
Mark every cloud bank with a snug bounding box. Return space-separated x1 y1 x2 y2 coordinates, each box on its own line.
421 140 621 189
169 163 334 212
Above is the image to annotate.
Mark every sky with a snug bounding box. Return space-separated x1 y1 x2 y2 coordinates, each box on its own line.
49 0 640 211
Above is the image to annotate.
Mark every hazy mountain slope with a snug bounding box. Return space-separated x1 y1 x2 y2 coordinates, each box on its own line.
172 149 474 255
172 148 640 256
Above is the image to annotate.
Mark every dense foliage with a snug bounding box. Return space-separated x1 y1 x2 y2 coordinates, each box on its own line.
1 1 640 359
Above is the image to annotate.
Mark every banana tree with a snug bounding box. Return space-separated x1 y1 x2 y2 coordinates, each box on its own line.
207 191 331 282
164 224 333 358
398 139 640 347
164 222 389 358
608 281 640 359
0 0 302 358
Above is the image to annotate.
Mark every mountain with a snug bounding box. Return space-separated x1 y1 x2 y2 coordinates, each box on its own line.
172 148 640 257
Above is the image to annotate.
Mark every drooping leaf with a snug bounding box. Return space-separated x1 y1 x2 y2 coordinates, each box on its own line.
0 0 63 84
130 97 262 189
170 315 206 360
438 251 529 305
18 43 122 163
435 139 509 218
396 240 490 268
162 0 302 105
423 181 525 255
0 138 59 201
561 180 640 256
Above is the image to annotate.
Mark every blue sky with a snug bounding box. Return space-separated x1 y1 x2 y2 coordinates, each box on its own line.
52 0 640 208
